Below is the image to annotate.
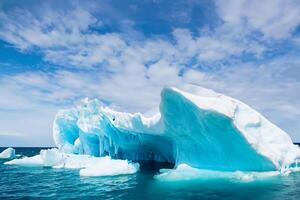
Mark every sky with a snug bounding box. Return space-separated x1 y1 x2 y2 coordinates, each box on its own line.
0 0 300 146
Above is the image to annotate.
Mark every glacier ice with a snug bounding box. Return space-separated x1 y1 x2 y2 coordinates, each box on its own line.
0 147 15 159
5 148 139 177
53 86 300 173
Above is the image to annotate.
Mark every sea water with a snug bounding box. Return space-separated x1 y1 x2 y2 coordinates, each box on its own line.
1 147 300 200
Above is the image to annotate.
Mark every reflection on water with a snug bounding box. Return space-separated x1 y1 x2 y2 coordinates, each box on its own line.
79 173 138 191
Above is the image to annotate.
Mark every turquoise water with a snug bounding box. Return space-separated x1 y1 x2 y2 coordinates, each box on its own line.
1 148 300 199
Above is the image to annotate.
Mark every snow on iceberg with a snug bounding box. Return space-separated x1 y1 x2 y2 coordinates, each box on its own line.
0 147 15 159
5 148 139 177
53 86 300 173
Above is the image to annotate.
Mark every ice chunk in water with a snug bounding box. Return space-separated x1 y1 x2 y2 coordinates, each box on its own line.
0 147 15 159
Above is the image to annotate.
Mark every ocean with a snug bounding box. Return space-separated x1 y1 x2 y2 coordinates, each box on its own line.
1 147 300 200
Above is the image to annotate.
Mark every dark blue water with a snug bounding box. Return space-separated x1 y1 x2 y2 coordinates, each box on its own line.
1 147 300 199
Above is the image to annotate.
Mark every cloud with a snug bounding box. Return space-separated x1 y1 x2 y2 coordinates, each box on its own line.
2 52 299 142
0 2 270 70
0 0 300 145
215 0 300 39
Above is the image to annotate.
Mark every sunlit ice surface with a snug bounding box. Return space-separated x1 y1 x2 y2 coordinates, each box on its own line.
53 87 300 173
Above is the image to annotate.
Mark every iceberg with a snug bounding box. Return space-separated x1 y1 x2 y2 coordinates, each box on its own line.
53 86 300 174
79 156 139 177
5 148 139 177
0 147 15 159
5 155 42 167
40 148 63 167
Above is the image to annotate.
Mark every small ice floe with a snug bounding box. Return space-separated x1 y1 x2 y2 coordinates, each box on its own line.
5 155 42 167
155 164 280 182
5 148 139 177
0 147 16 159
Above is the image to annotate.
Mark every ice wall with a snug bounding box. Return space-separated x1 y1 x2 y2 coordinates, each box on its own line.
53 87 300 172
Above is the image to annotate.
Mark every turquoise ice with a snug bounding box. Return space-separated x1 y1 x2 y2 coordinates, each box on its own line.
53 87 300 172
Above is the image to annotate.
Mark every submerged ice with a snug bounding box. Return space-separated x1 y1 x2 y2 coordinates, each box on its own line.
53 87 300 173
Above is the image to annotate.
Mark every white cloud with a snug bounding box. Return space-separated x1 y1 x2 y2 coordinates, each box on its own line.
0 3 271 70
183 69 206 84
2 53 299 142
215 0 300 39
0 0 300 145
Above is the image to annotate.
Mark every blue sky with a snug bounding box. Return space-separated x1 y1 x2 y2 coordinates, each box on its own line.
0 0 300 146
